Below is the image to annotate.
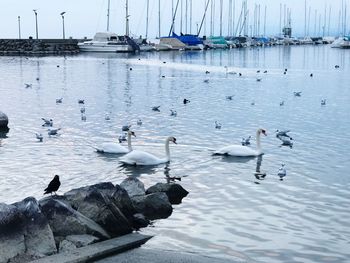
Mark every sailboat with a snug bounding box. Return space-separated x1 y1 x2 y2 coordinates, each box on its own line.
78 0 139 53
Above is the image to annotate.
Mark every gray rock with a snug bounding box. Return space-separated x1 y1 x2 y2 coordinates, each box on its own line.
146 183 189 205
64 182 135 220
131 192 173 220
13 197 57 257
39 197 110 240
0 111 9 130
132 213 150 229
0 203 26 263
65 234 99 248
58 240 77 253
76 189 133 237
120 177 145 197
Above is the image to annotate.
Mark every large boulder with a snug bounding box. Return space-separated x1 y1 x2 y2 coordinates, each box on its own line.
146 183 189 204
0 203 26 263
131 192 173 220
65 234 99 248
39 197 110 240
120 177 145 197
13 197 57 257
64 182 135 220
75 189 133 237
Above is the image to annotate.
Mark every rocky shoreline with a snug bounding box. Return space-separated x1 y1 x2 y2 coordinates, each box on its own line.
0 178 188 263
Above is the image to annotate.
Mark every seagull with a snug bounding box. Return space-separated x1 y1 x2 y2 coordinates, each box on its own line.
293 91 302 97
277 135 293 148
105 114 111 120
35 133 43 142
118 133 127 143
129 67 133 71
226 95 234 100
42 118 53 127
204 79 209 83
152 106 160 111
256 70 260 73
263 70 268 73
215 121 222 129
80 107 85 114
310 73 313 77
205 70 210 74
280 101 285 106
335 65 340 69
78 99 85 104
256 78 262 82
137 119 142 125
81 114 86 121
241 136 251 146
239 73 242 76
56 98 63 103
276 130 292 139
24 83 32 88
277 164 287 181
122 125 131 131
44 175 61 195
284 68 288 72
183 98 190 104
251 101 255 106
283 71 287 75
321 99 326 106
170 109 177 116
48 128 61 136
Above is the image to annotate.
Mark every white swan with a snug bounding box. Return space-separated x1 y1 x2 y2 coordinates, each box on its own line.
120 136 177 166
214 128 267 157
96 130 135 154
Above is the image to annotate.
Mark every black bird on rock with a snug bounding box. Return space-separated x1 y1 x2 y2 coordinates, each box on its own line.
44 175 61 195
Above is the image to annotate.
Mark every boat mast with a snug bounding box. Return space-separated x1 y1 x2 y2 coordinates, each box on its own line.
158 0 161 38
125 0 129 36
279 3 282 36
328 6 331 36
304 0 307 37
228 0 232 36
220 0 223 36
314 9 317 36
168 0 180 36
323 4 326 37
264 5 266 37
308 6 311 36
185 0 188 33
107 0 110 31
146 0 149 38
198 0 210 36
232 0 235 36
190 0 192 34
180 0 183 33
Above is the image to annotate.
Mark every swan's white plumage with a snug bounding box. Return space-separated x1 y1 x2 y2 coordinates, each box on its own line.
214 145 260 156
214 128 266 157
97 143 129 154
96 130 135 154
120 150 167 165
120 136 176 166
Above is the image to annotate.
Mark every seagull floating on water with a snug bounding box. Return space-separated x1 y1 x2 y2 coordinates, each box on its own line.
80 107 85 114
35 133 43 142
310 73 313 77
137 119 142 125
277 164 287 181
152 106 160 111
205 70 210 74
204 79 209 83
293 91 302 97
42 118 53 127
56 98 63 104
122 125 131 131
183 99 190 104
78 99 85 104
215 121 222 129
170 109 177 116
335 65 340 69
277 135 293 148
105 114 111 120
276 130 292 139
321 99 326 106
48 128 61 136
280 101 285 106
263 70 268 73
25 83 32 88
256 78 262 82
226 95 234 100
241 136 251 146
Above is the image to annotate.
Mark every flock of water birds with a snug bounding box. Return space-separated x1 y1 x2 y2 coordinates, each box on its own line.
20 60 342 193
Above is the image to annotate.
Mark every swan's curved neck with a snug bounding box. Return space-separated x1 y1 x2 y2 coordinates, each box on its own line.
165 139 171 162
256 130 261 151
127 133 132 151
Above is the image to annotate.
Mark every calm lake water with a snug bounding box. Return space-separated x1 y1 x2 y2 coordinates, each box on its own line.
0 45 349 263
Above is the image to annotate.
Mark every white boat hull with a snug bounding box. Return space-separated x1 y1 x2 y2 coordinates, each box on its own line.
78 43 133 52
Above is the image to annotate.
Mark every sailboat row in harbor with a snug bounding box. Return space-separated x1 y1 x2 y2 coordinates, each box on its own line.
79 0 344 53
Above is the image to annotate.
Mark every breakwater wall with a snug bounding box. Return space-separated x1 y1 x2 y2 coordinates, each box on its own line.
0 39 82 55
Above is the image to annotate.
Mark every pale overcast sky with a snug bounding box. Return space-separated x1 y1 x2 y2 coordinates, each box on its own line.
0 0 348 39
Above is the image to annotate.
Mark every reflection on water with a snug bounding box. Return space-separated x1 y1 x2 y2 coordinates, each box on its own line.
0 46 350 263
